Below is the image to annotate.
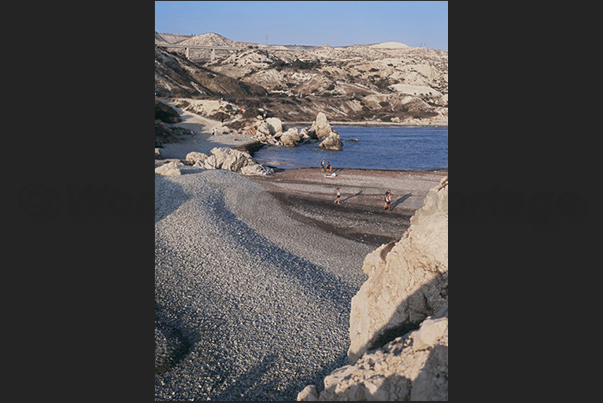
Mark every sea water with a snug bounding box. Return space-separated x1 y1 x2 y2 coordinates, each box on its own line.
252 125 448 171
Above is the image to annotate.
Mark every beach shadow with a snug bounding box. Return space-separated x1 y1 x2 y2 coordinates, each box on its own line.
342 190 363 202
391 193 412 211
155 177 188 224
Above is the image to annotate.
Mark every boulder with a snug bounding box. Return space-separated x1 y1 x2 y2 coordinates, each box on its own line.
239 163 274 176
296 385 319 401
155 161 182 176
265 117 283 136
348 176 448 364
256 121 273 137
318 132 343 151
298 306 448 401
298 128 313 144
202 147 253 172
200 147 272 175
280 128 301 147
310 112 332 140
155 148 162 159
185 151 209 164
254 118 284 144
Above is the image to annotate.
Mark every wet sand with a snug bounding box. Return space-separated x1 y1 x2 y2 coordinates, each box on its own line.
247 167 448 247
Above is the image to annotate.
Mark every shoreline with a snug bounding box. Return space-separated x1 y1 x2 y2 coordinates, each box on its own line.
155 107 448 399
283 121 448 128
155 169 376 400
246 167 447 247
157 104 448 245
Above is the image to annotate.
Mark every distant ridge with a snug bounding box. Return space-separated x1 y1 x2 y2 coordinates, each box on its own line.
155 32 194 44
177 32 256 48
368 41 410 49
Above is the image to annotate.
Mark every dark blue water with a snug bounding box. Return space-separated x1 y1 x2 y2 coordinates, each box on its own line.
253 126 448 170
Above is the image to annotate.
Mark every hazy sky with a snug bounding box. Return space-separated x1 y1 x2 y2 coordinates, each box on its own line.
155 1 448 51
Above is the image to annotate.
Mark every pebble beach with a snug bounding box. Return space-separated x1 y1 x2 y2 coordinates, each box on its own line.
155 119 446 399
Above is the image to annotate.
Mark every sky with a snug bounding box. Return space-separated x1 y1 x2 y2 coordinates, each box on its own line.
155 1 448 51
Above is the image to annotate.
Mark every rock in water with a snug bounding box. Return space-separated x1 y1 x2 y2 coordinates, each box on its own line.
319 132 343 150
265 117 283 136
310 112 332 140
281 128 301 147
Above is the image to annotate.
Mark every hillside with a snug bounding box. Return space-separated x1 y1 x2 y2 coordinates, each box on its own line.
155 32 194 44
155 46 267 98
163 32 260 61
154 32 447 125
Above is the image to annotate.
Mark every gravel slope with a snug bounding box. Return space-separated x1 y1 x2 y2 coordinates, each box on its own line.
155 168 373 400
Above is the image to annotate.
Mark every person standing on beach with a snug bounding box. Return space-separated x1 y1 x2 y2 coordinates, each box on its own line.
384 190 392 211
321 159 326 173
334 187 341 204
327 161 332 173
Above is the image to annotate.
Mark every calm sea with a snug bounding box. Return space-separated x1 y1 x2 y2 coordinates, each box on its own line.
252 125 448 171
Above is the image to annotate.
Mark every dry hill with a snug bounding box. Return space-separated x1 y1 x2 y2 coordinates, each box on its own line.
155 46 267 98
155 32 447 125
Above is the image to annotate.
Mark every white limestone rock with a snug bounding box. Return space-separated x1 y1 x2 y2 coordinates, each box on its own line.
318 131 343 151
155 161 183 176
348 176 448 364
310 112 332 140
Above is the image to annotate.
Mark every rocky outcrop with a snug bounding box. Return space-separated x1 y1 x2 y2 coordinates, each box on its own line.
192 147 273 176
298 306 448 401
309 112 332 140
265 117 282 135
239 163 274 176
348 175 448 363
297 175 448 401
155 161 183 176
185 151 208 164
319 131 343 151
155 148 162 159
253 117 285 145
202 147 252 171
280 128 301 147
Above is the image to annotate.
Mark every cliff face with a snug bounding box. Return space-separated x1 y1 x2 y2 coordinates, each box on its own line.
349 175 448 363
298 306 448 401
298 176 448 401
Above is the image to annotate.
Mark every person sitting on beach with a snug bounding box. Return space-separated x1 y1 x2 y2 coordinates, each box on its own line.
334 187 341 205
321 159 326 173
384 190 392 211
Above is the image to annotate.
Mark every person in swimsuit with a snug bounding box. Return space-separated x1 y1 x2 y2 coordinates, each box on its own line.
334 187 341 204
384 190 392 210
